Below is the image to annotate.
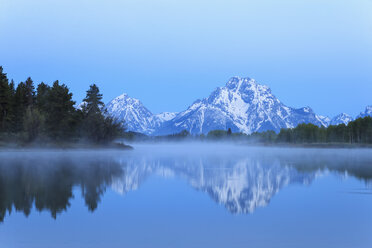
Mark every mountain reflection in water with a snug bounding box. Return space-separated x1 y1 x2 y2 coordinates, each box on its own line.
0 145 372 222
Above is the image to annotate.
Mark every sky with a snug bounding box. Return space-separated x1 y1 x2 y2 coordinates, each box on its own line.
0 0 371 118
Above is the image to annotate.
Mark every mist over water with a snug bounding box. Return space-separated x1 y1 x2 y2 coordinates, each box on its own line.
1 143 372 247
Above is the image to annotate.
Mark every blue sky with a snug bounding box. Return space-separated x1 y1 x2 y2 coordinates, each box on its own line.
1 0 371 117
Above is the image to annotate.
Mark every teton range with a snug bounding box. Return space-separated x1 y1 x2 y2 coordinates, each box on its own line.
105 77 371 135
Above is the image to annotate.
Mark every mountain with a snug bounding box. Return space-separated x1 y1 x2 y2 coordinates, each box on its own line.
156 77 326 135
105 93 176 134
107 77 372 135
150 112 177 131
357 106 372 119
316 115 331 127
330 113 353 125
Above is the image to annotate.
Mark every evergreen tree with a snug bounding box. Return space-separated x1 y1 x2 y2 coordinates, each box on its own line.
13 82 27 132
7 80 16 130
227 128 232 136
12 78 36 133
23 107 45 142
0 67 11 132
24 77 35 107
36 82 51 113
45 81 76 140
81 84 123 143
83 84 103 115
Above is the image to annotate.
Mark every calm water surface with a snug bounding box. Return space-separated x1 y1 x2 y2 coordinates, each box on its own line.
0 143 372 248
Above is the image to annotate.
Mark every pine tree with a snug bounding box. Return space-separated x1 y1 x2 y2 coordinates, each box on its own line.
36 82 51 113
12 78 36 133
45 81 76 140
81 84 123 143
23 107 45 142
0 67 11 132
6 80 16 131
227 128 232 136
81 84 105 143
82 84 103 115
14 82 27 132
24 77 35 107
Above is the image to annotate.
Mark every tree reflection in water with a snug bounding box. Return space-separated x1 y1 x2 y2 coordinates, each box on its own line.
0 152 124 222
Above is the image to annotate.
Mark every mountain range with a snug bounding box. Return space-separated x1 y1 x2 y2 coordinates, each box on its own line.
105 77 371 135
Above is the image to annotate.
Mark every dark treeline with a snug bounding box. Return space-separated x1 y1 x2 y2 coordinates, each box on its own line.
211 118 372 144
0 66 124 146
207 118 372 144
276 119 372 144
124 119 372 145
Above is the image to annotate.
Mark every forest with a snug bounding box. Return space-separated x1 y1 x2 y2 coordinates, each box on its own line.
0 66 124 146
204 117 372 144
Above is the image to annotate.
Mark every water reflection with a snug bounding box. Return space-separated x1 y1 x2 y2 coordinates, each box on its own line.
1 147 372 222
112 147 372 214
112 156 317 214
0 152 124 222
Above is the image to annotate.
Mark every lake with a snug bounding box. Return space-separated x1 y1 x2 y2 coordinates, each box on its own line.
0 143 372 248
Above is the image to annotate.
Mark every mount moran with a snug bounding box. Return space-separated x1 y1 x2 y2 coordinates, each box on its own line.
105 77 370 135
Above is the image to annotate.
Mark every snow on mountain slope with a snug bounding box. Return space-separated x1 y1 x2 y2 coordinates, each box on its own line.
330 113 353 125
106 77 365 135
105 93 177 134
156 77 325 135
357 106 372 119
149 112 178 131
106 93 154 134
316 115 330 127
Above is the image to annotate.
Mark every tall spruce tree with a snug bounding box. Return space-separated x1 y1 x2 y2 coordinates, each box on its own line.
7 79 16 130
82 84 123 143
0 67 11 132
36 82 51 113
45 81 76 140
12 78 36 133
83 84 103 115
24 77 35 107
14 82 27 132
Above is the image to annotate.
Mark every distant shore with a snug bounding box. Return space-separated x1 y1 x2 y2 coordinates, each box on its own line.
1 140 372 151
243 142 372 149
0 142 133 150
124 139 372 149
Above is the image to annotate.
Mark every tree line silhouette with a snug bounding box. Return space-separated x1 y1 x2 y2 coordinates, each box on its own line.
205 118 372 144
276 118 372 144
0 66 124 145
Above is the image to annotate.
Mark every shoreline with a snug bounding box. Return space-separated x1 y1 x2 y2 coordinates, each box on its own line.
124 140 372 149
1 141 372 151
0 142 133 151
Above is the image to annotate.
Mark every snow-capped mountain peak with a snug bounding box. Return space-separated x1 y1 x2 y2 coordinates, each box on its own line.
106 93 154 134
156 77 326 135
357 105 372 119
330 113 353 125
105 93 177 134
